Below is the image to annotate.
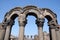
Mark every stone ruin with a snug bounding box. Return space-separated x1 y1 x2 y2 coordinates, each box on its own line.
0 5 60 40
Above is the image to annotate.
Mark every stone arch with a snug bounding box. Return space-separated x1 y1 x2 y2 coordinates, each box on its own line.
42 8 57 24
42 8 58 40
3 7 23 40
22 6 41 18
21 6 45 40
4 7 23 21
0 6 59 40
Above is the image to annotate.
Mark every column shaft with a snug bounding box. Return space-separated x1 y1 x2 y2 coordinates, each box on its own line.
43 32 47 40
50 28 57 40
0 29 5 40
36 18 45 40
56 29 60 40
0 24 6 40
4 26 11 40
38 27 43 40
18 15 27 40
18 26 24 40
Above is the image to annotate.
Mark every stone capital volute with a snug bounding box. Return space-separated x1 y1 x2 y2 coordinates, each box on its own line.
36 18 45 27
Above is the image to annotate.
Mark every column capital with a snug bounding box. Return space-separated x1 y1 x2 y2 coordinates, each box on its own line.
55 27 59 31
1 19 14 29
55 25 60 31
0 23 6 30
18 19 27 26
48 20 57 29
57 25 60 29
36 18 45 27
0 22 11 30
5 19 14 26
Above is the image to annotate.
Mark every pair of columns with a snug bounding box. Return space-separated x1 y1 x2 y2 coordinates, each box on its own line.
49 25 60 40
36 19 60 40
48 20 60 40
18 18 45 40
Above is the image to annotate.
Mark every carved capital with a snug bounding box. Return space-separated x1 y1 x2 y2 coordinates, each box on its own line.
55 25 60 31
48 20 57 29
0 19 14 29
0 23 6 30
5 19 14 26
49 25 57 29
55 27 59 31
18 19 27 26
36 18 45 27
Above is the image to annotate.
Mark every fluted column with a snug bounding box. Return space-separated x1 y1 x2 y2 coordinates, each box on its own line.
0 23 6 40
55 25 60 40
36 18 45 40
48 20 57 40
4 19 14 40
18 16 27 40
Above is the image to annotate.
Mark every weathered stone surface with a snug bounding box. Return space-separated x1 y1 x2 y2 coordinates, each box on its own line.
0 5 59 40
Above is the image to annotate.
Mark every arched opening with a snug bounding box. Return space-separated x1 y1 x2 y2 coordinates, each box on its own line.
10 14 18 20
25 12 38 38
26 12 38 18
45 15 52 21
10 14 19 39
11 18 19 37
43 18 49 34
43 15 52 32
43 15 53 40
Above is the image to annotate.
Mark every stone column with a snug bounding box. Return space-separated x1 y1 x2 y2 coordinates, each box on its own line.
4 19 14 40
49 27 57 40
55 26 60 40
58 25 60 37
18 16 27 40
48 20 57 40
43 31 47 40
36 18 45 40
0 23 6 40
34 35 38 40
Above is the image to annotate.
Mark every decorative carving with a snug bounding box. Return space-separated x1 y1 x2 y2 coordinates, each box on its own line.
0 6 59 40
6 19 14 26
42 8 57 18
36 18 45 27
0 23 6 30
18 19 27 26
48 20 57 29
55 25 60 31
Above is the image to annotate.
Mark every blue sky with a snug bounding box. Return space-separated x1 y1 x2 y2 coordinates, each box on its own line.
0 0 60 37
